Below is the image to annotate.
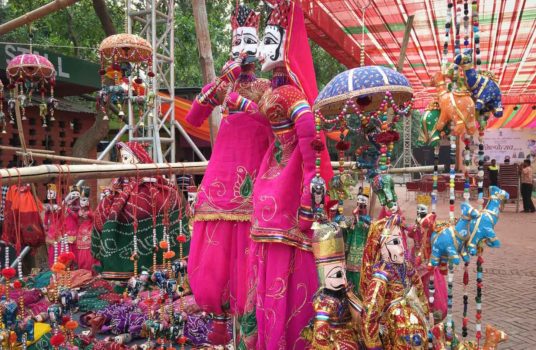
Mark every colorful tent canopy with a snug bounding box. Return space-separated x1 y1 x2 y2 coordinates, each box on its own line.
297 0 536 109
167 95 536 144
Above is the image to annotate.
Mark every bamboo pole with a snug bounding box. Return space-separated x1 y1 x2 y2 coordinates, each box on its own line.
191 0 221 146
0 162 209 186
0 162 441 186
16 151 115 165
0 145 55 154
0 0 82 35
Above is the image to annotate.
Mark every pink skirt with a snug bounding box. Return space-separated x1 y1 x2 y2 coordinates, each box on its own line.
187 220 252 316
76 248 97 271
250 242 318 350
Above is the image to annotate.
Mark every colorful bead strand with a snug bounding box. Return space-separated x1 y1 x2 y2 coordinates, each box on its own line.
472 0 481 67
442 2 454 69
445 262 455 348
463 0 470 47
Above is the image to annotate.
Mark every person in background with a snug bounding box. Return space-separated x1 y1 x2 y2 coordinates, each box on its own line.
520 159 535 213
504 156 511 164
489 159 499 187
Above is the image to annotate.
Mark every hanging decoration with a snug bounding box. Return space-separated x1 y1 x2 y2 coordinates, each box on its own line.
98 33 154 122
5 53 57 127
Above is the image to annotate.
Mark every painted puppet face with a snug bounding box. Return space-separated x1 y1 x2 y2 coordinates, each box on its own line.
380 226 405 264
417 204 428 219
232 26 259 63
257 25 286 72
47 188 57 201
321 261 347 291
120 149 139 165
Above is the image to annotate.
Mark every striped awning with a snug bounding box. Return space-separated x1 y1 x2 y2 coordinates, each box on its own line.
298 0 536 109
486 105 536 129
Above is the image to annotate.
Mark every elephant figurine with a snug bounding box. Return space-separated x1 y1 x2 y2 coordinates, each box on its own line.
127 271 150 299
16 317 35 342
168 311 186 343
1 299 18 328
328 173 356 201
46 96 59 121
371 174 397 209
431 71 477 137
8 98 16 124
416 100 450 147
47 303 63 327
59 288 79 314
454 48 503 118
171 260 187 279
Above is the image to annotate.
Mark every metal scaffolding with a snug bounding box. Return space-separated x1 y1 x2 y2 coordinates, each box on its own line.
393 112 419 179
127 0 176 163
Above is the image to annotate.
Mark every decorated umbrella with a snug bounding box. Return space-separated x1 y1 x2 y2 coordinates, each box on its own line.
314 66 413 116
97 33 153 121
5 53 57 127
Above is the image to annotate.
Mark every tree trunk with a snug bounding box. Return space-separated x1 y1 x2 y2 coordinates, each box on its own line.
72 112 110 158
191 0 221 146
72 0 117 159
92 0 117 36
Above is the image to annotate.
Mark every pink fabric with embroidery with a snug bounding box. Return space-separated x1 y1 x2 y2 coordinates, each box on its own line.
64 208 78 256
186 70 273 319
248 3 333 349
186 104 272 219
76 209 97 271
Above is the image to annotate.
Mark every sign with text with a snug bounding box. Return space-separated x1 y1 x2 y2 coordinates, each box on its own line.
0 44 100 89
482 128 536 164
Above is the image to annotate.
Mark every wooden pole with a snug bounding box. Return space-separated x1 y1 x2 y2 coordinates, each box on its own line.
16 151 116 165
0 145 55 154
0 162 209 186
0 0 82 35
191 0 221 146
0 162 441 186
397 15 415 73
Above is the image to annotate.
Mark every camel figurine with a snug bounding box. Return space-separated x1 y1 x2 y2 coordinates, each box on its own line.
457 324 508 350
454 48 503 118
431 71 477 137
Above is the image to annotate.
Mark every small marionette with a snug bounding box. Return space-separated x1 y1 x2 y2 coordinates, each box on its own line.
346 187 371 295
360 215 430 350
306 222 359 350
44 184 61 267
76 187 97 271
64 185 81 251
407 203 437 267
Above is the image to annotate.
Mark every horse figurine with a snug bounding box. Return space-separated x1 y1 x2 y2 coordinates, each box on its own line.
466 186 507 255
454 48 503 118
430 202 480 266
431 71 477 136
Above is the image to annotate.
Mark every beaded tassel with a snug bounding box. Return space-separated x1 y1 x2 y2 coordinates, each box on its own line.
463 0 470 47
462 261 470 338
431 146 440 213
463 135 471 202
476 249 484 346
442 2 454 69
472 0 481 67
449 123 456 224
446 262 454 349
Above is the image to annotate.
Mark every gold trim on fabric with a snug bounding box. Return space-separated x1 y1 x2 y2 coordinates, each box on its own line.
193 212 252 222
251 235 312 252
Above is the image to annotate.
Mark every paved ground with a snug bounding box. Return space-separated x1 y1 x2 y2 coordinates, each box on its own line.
396 187 536 349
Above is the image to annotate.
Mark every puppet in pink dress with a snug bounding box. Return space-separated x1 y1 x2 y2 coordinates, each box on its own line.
63 187 80 257
44 184 61 267
76 187 97 271
243 1 333 348
185 4 273 346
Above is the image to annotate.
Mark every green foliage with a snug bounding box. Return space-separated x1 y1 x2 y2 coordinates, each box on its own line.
0 0 345 88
